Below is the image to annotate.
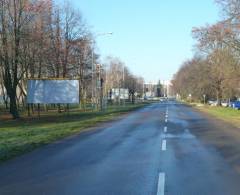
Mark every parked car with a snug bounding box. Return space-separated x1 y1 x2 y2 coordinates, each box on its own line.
230 101 240 110
208 100 218 106
221 101 229 107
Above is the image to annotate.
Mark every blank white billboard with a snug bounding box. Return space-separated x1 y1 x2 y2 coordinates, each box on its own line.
111 88 129 100
27 80 79 104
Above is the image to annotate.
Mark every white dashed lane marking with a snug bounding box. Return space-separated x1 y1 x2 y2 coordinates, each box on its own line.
164 126 167 133
157 107 168 194
162 140 167 151
157 172 165 195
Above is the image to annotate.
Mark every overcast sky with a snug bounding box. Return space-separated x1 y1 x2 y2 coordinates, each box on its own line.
56 0 219 83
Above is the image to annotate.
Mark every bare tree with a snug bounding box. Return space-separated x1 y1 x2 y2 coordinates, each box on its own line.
0 0 37 118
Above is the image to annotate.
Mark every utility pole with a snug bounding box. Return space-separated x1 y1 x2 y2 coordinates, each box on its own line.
100 78 104 111
91 47 94 110
90 32 113 110
95 64 101 110
163 80 166 98
122 66 125 106
203 94 206 104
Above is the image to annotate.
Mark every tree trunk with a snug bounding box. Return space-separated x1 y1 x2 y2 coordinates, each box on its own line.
4 100 8 109
216 81 222 106
9 89 19 119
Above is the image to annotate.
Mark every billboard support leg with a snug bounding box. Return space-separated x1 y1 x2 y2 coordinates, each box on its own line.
67 104 70 114
27 104 30 117
37 104 40 118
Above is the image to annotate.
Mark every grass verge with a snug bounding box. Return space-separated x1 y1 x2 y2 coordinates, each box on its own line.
194 105 240 128
0 103 148 162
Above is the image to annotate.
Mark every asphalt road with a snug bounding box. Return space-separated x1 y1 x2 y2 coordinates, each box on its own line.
1 101 240 195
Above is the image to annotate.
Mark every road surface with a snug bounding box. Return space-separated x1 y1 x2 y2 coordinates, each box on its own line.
1 101 240 195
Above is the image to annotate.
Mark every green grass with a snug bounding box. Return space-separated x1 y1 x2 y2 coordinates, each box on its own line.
0 103 148 162
196 105 240 127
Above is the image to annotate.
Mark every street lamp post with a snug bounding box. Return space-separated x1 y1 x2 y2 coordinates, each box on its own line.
189 94 192 103
122 66 125 106
91 32 113 110
203 94 206 105
91 47 94 109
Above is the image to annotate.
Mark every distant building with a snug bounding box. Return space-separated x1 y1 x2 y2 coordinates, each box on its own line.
144 83 157 98
161 80 174 97
108 88 129 100
144 80 174 98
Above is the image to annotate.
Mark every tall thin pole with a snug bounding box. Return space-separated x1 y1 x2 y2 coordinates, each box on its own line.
163 80 165 97
123 66 125 106
91 45 94 110
143 82 144 100
90 32 113 110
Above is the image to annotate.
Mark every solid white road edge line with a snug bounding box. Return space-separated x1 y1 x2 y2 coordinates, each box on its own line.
162 140 167 151
157 172 165 195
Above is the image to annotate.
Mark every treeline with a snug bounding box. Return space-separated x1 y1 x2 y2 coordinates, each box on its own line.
105 56 144 103
0 0 144 118
172 0 240 104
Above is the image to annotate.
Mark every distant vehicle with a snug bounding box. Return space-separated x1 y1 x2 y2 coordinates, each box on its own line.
208 100 218 106
221 101 229 107
160 97 169 102
152 97 160 101
230 101 240 110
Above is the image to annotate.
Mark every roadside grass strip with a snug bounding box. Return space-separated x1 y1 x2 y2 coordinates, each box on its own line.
0 103 148 162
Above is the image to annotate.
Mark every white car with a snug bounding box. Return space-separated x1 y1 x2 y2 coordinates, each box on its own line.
208 100 218 106
221 102 229 107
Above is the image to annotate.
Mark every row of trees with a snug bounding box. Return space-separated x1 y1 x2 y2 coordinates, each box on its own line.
0 0 144 118
172 0 240 104
104 56 144 103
